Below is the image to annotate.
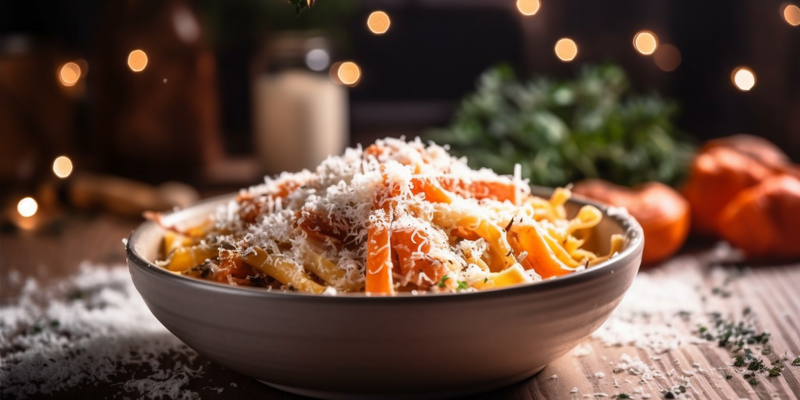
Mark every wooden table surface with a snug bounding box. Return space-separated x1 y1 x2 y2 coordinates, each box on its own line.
2 213 800 400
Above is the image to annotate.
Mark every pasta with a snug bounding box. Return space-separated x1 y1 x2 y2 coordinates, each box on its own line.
154 138 624 295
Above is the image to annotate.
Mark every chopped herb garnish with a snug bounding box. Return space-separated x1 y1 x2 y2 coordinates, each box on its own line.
761 349 771 355
438 275 450 288
712 286 732 298
484 277 489 284
698 326 707 334
792 357 800 366
768 367 782 377
748 377 759 385
616 394 631 399
734 356 745 367
743 307 751 315
678 385 686 393
457 281 469 290
747 359 765 371
725 374 733 380
664 391 676 399
49 320 60 328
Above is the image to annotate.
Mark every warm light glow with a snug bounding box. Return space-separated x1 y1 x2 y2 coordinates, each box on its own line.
337 61 362 86
367 11 391 34
17 197 38 218
59 62 81 87
517 0 541 16
732 67 756 91
654 44 681 72
633 31 658 55
53 156 73 179
784 4 800 26
128 49 148 72
554 38 578 62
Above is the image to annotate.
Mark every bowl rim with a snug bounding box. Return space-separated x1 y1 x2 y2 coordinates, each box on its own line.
126 187 644 303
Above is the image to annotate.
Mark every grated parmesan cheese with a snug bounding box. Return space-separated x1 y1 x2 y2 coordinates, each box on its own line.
0 263 230 399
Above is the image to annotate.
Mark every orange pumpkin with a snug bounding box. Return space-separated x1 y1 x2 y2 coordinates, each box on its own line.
683 134 800 237
718 175 800 260
573 180 690 265
682 144 776 236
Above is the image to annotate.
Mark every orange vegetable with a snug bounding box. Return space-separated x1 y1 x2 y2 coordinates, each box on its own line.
718 175 800 260
682 145 775 236
365 211 394 295
407 177 454 204
391 226 445 289
508 224 576 278
437 177 518 203
681 134 800 237
573 180 690 265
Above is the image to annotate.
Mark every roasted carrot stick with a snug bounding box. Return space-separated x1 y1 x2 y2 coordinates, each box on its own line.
366 210 395 295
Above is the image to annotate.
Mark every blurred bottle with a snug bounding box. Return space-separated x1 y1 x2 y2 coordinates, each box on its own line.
252 33 347 174
92 0 222 183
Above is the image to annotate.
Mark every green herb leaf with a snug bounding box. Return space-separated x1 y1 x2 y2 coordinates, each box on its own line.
792 356 800 366
438 275 450 288
457 281 469 290
427 64 694 188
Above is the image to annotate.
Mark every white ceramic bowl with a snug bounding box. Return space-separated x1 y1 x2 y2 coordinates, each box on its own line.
126 188 643 399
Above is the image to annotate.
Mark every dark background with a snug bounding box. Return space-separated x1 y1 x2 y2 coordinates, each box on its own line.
1 0 798 188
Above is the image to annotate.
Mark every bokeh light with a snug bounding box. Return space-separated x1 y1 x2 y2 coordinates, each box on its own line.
337 62 362 86
59 62 82 87
17 197 38 218
633 31 659 55
554 38 578 62
53 156 74 179
732 67 756 91
517 0 541 16
783 4 800 26
654 44 681 72
367 11 391 34
128 49 148 72
305 49 330 71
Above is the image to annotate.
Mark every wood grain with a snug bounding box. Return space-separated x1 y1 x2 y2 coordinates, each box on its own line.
2 216 799 399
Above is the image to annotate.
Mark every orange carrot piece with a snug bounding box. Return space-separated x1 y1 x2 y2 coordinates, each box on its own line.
409 177 454 204
437 177 517 203
511 225 577 279
391 227 445 289
366 212 395 295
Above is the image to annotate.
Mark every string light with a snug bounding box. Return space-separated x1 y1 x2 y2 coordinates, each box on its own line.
337 62 362 86
128 49 148 72
732 67 756 91
654 44 681 72
517 0 541 16
633 31 658 55
783 4 800 26
53 156 74 179
367 11 391 34
554 38 578 62
59 62 82 87
17 197 38 218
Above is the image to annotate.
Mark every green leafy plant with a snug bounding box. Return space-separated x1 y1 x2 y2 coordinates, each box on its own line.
427 65 695 188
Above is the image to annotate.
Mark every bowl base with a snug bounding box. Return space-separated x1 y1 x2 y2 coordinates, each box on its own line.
258 365 545 400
